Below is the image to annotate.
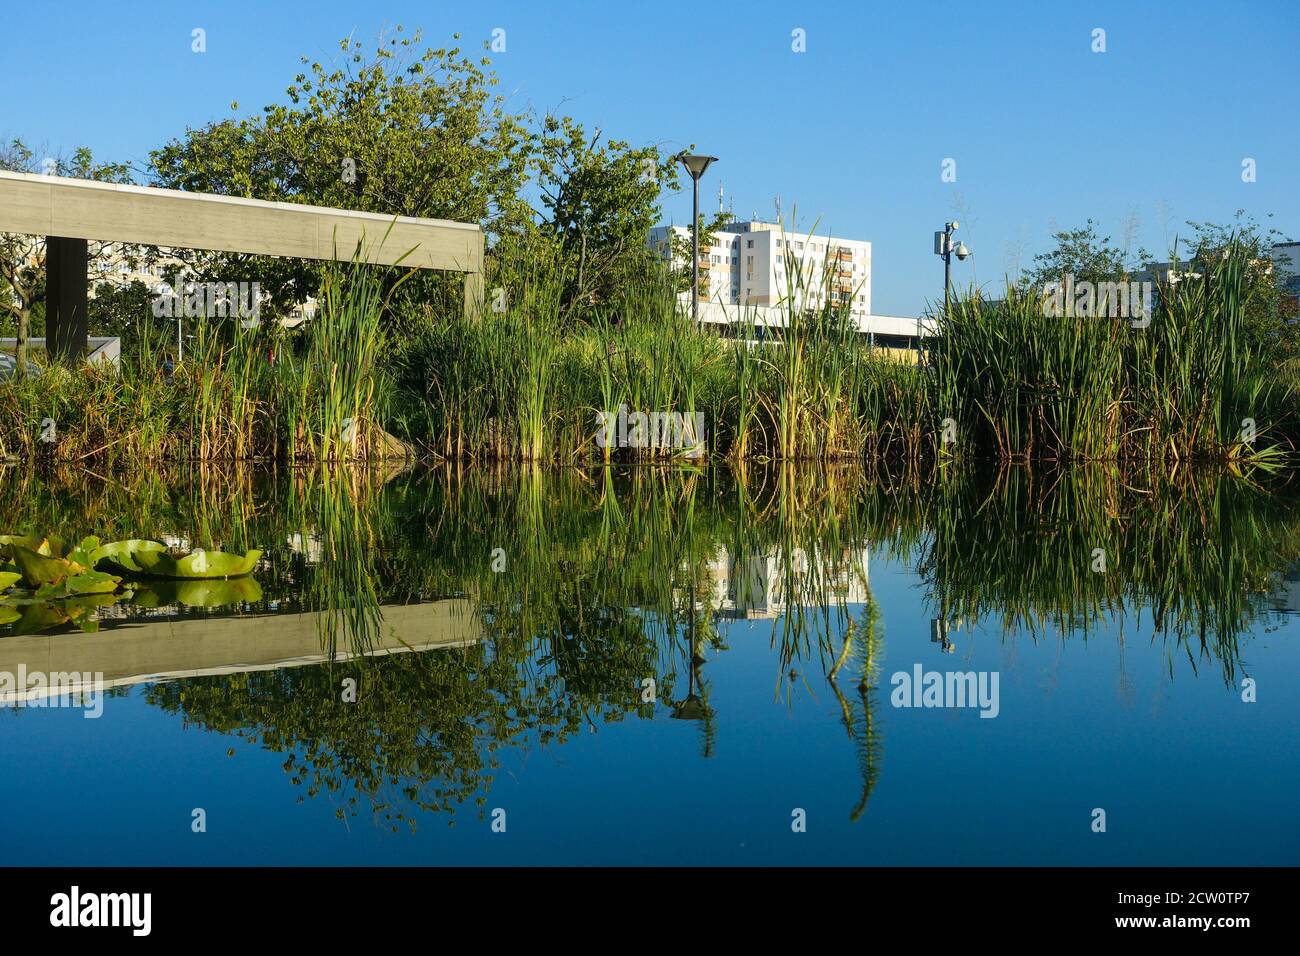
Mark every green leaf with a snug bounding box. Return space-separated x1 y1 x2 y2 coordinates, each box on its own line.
91 539 168 575
144 549 263 579
12 547 74 588
34 570 122 599
135 576 263 607
0 571 20 591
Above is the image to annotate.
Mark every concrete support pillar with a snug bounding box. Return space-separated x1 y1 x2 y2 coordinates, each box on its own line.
46 236 88 364
463 270 484 319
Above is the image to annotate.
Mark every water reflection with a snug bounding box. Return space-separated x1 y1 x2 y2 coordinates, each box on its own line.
2 462 1297 834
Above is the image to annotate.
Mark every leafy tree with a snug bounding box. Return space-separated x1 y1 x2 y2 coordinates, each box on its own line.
669 208 732 297
1021 218 1146 291
527 114 678 313
149 28 534 334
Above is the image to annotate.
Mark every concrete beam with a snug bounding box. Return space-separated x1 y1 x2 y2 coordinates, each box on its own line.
0 171 484 274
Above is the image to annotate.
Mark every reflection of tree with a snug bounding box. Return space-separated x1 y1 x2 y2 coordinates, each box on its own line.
146 616 656 829
28 459 1300 831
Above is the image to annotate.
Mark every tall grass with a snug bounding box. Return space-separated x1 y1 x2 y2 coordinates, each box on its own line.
930 238 1296 463
0 237 409 466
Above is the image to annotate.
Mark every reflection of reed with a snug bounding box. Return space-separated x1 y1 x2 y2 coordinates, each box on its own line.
828 594 885 822
11 458 1300 827
919 464 1300 682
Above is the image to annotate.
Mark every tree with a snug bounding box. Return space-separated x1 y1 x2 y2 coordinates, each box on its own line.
88 279 164 353
528 114 679 314
149 28 534 334
1022 219 1145 291
0 140 139 375
668 208 732 298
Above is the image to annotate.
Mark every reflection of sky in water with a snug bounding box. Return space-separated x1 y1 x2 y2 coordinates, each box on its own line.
2 539 1295 866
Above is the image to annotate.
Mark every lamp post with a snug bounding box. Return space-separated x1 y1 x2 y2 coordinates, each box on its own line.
929 220 970 361
678 153 718 327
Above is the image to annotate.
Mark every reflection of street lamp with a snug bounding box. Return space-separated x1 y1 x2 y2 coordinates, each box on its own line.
678 153 718 328
930 617 954 653
928 221 971 360
670 579 717 756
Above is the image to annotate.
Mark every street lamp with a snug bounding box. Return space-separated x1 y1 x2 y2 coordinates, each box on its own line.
678 152 718 327
928 220 971 360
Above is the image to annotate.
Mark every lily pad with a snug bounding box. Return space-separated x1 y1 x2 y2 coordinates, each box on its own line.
9 602 71 635
135 576 263 608
0 534 52 558
0 571 20 591
35 570 122 600
91 539 168 575
136 548 262 580
12 547 76 588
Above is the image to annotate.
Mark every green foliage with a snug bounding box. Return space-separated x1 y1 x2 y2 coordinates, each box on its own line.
931 239 1296 462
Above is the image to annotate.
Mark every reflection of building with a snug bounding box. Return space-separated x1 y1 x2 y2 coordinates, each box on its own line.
1268 568 1300 612
695 545 871 619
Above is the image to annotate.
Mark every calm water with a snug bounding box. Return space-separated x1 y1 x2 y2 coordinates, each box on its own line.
1 465 1297 865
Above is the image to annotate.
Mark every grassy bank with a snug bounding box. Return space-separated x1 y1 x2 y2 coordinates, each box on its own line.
2 239 1295 466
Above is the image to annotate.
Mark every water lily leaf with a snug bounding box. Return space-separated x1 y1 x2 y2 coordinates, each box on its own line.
138 576 263 608
92 539 168 575
10 602 70 635
0 605 19 626
0 571 20 591
0 534 50 559
12 547 74 588
66 536 102 569
142 548 263 580
35 570 122 599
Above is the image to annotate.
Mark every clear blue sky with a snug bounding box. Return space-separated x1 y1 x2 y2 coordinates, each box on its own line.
2 0 1296 315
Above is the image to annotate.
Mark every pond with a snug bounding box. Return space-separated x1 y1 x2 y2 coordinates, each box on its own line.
1 464 1297 865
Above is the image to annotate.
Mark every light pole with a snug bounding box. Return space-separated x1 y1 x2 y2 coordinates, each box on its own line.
678 153 718 327
929 221 970 361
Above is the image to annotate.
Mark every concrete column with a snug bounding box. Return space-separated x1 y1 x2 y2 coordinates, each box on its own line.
463 270 484 319
46 236 88 364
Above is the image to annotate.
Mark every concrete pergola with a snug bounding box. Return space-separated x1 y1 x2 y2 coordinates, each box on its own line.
0 170 485 362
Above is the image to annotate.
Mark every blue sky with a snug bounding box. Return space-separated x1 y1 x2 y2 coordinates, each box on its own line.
2 0 1296 315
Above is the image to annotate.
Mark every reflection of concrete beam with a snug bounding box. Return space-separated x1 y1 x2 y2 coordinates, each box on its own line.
0 599 478 700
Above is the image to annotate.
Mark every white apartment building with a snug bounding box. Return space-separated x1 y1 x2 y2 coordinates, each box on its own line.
649 220 872 318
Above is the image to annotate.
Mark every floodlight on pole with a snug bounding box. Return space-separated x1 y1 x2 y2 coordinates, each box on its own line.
927 220 972 362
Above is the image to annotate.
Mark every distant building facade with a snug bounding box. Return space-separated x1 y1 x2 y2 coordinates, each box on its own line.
649 219 872 318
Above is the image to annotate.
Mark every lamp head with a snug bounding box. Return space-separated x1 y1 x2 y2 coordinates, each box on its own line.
679 153 718 179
